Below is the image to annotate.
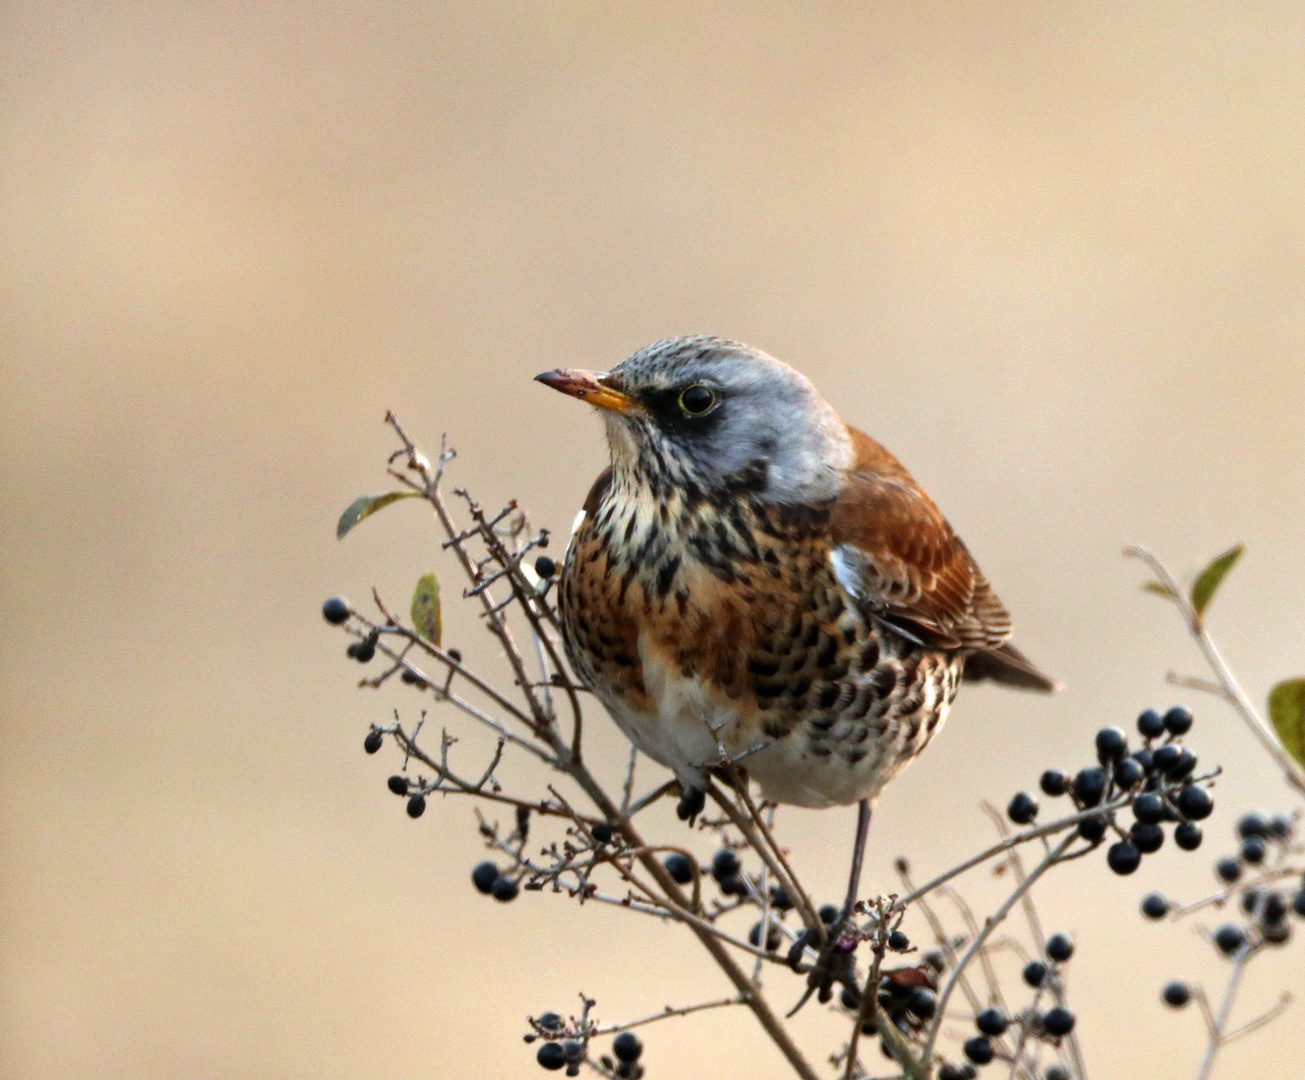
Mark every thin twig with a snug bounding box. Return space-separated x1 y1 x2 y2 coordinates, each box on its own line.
923 833 1078 1064
584 994 750 1036
1126 545 1305 799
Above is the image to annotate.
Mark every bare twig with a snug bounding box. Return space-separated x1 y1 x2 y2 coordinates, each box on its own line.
923 832 1079 1064
1126 545 1305 799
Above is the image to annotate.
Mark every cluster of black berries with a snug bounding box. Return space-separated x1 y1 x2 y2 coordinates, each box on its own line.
935 933 1077 1073
471 859 520 903
1157 812 1303 1009
529 1014 644 1079
381 773 429 819
842 958 938 1057
1007 707 1211 876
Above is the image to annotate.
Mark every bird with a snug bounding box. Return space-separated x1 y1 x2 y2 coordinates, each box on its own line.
536 336 1053 945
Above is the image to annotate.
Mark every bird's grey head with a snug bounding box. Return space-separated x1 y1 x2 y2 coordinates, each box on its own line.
537 336 852 503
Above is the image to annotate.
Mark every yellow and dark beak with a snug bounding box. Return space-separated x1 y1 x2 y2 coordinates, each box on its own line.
534 369 636 413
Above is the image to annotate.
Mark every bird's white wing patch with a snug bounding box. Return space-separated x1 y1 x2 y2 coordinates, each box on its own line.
830 545 867 601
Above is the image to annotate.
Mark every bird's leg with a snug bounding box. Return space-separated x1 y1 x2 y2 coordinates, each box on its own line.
840 798 872 925
788 799 873 1012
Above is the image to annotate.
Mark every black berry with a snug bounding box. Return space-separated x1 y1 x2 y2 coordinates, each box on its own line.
406 794 426 819
472 861 499 894
1131 747 1155 774
352 638 376 663
363 730 383 754
819 903 842 925
887 929 910 950
1169 748 1198 780
1137 708 1166 739
1023 959 1048 987
537 1043 566 1070
447 647 462 662
322 596 350 624
1162 981 1190 1007
1213 923 1245 955
1141 893 1169 919
663 853 694 885
561 1040 584 1063
924 949 947 972
1046 1067 1071 1080
840 985 860 1010
612 1032 642 1063
769 884 793 911
1240 888 1263 915
1152 743 1182 774
1041 769 1071 797
1131 822 1165 854
1077 815 1107 843
1133 793 1166 824
1175 821 1203 850
1268 813 1294 840
1240 837 1266 865
1216 857 1242 883
590 823 613 844
1264 922 1291 945
400 669 426 687
963 1036 994 1065
1292 890 1305 918
535 555 557 579
1175 784 1213 820
1237 811 1269 839
1073 766 1107 807
387 774 408 795
1096 726 1129 764
492 876 520 902
939 1067 976 1080
711 849 740 882
1044 1006 1075 1037
1163 705 1193 735
1008 791 1039 825
1260 892 1287 924
538 1012 564 1031
1047 933 1074 962
749 921 781 951
1107 840 1142 875
907 987 937 1019
975 1007 1007 1036
1113 757 1145 790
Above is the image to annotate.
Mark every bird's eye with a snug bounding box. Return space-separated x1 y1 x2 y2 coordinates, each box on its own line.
678 385 716 416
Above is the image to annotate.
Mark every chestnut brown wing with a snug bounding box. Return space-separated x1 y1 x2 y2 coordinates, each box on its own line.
829 428 1012 653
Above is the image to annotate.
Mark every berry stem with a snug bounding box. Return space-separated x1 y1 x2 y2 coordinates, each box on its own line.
922 832 1079 1066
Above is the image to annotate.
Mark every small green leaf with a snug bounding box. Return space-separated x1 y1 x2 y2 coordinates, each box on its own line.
1141 581 1173 598
411 572 442 646
1190 543 1244 621
1268 678 1305 768
337 492 419 539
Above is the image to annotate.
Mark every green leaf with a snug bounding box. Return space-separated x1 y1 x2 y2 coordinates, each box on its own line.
410 572 442 646
1141 581 1173 598
1268 678 1305 768
1190 543 1244 621
336 492 419 539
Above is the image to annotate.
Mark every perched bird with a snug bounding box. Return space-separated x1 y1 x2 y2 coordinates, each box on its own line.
537 336 1053 936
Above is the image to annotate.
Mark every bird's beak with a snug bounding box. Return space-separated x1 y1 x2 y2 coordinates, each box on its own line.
534 369 637 413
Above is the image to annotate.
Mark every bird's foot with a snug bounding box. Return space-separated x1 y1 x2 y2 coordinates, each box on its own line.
675 785 706 823
785 910 862 1015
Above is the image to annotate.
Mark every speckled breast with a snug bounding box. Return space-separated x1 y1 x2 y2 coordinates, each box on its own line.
558 472 963 807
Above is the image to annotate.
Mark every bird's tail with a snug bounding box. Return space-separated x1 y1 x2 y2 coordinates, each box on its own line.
963 642 1059 693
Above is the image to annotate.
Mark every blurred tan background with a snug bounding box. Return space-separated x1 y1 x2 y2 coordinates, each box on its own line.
3 3 1304 1078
